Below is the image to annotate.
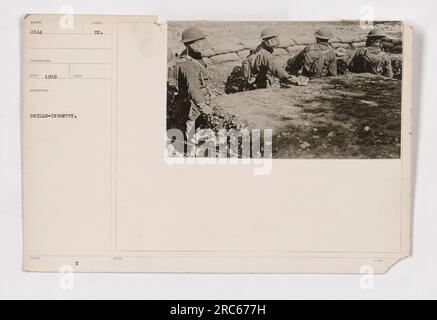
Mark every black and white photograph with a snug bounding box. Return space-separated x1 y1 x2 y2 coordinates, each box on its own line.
167 21 403 159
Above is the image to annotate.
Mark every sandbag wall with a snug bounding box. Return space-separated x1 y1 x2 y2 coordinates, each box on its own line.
198 35 403 66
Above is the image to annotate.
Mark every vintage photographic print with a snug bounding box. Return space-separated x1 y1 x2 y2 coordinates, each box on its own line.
21 15 412 275
167 21 403 159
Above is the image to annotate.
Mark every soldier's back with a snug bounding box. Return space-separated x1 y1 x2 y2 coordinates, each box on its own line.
349 46 391 76
175 56 207 80
174 55 210 99
250 46 274 72
302 43 336 77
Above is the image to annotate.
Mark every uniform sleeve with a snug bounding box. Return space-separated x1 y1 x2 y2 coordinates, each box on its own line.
328 51 338 77
178 62 206 105
349 48 364 72
256 51 290 81
286 47 306 71
383 54 394 78
349 50 359 71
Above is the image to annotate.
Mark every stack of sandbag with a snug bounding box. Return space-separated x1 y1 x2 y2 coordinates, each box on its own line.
381 38 403 53
207 43 245 64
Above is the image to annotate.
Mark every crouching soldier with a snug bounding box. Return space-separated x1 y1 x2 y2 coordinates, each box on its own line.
286 27 338 78
225 27 307 93
348 29 394 78
172 27 215 147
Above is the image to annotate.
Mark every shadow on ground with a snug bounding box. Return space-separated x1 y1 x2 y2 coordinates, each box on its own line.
212 74 402 159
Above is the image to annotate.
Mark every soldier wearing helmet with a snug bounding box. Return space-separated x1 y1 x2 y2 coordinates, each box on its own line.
243 27 304 89
349 28 393 78
286 26 338 78
171 27 214 146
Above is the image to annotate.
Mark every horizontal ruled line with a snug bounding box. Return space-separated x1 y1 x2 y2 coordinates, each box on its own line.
28 33 112 35
27 47 111 50
28 62 111 65
28 78 111 80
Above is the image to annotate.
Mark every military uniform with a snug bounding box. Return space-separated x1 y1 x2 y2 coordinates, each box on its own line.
349 46 394 78
172 49 213 137
287 43 337 77
246 43 291 89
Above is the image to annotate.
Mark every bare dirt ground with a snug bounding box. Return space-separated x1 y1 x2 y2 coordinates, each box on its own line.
212 74 401 159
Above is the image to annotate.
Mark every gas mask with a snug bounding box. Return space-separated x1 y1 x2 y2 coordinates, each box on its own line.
265 36 280 48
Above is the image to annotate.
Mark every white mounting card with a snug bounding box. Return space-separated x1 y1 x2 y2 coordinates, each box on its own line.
22 15 412 273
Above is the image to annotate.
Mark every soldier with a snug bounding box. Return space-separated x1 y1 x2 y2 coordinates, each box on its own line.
172 27 214 144
286 26 338 77
348 29 394 78
240 27 307 91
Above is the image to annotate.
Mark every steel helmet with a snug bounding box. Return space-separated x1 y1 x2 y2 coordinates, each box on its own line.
314 27 334 40
261 27 279 39
366 28 386 39
181 27 205 43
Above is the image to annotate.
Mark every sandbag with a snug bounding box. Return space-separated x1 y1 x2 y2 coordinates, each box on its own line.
381 41 395 51
338 35 356 43
351 42 366 48
392 39 403 46
212 43 244 55
294 36 315 45
331 42 352 49
210 52 240 64
237 49 251 59
273 48 288 56
391 45 403 53
278 38 296 48
239 40 260 50
201 48 215 57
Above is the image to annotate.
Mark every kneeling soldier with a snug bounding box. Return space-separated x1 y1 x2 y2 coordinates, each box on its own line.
173 27 214 142
286 27 338 78
349 29 394 78
241 27 307 90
